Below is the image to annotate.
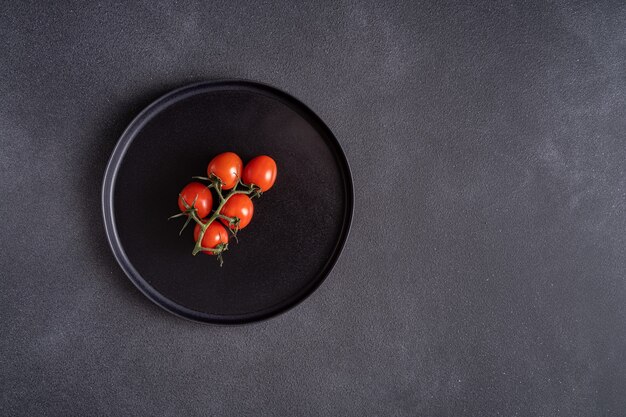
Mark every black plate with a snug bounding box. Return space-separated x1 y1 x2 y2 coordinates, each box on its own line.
102 80 353 324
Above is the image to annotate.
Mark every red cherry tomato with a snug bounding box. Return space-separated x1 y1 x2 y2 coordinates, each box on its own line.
220 194 254 230
193 221 229 255
178 182 213 218
242 155 277 192
207 152 243 190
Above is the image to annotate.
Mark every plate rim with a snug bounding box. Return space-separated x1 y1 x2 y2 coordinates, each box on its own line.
101 79 354 325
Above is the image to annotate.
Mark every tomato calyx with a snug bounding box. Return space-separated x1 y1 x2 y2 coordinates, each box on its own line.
191 175 216 186
216 213 241 242
197 242 229 267
168 193 200 235
246 184 263 199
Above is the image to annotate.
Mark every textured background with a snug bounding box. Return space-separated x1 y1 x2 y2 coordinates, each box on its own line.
1 1 625 416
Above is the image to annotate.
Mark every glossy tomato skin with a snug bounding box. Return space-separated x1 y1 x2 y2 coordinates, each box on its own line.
178 182 213 218
193 221 229 255
207 152 243 190
242 155 277 192
220 194 254 230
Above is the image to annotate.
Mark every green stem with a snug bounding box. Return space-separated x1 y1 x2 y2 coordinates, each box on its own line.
190 183 258 257
216 213 236 222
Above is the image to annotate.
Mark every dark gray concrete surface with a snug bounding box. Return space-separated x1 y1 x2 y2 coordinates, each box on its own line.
1 1 625 415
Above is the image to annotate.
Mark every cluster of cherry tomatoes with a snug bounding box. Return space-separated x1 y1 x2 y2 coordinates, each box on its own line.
172 151 277 265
